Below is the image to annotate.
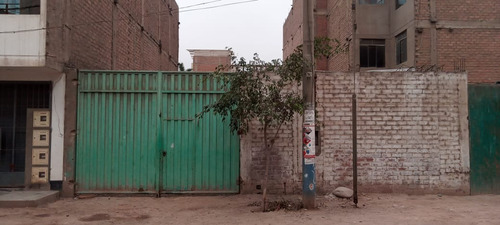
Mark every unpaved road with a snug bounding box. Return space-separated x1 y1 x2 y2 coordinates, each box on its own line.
1 193 499 225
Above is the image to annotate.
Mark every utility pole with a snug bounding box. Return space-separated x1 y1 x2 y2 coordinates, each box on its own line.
302 0 315 209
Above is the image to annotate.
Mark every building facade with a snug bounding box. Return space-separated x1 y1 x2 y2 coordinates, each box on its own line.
188 49 232 72
283 0 500 83
0 0 178 195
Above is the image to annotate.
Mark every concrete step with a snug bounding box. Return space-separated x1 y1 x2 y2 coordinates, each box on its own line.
0 191 59 208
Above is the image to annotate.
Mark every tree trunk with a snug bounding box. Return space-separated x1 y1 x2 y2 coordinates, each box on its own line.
262 124 269 212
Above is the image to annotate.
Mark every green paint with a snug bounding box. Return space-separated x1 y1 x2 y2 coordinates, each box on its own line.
76 71 239 193
469 84 500 195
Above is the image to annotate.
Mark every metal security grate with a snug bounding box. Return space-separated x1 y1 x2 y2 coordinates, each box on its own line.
0 82 51 174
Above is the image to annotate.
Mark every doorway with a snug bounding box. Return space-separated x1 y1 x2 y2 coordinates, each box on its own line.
0 82 51 187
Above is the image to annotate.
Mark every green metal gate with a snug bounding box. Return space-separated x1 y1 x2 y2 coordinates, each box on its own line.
76 71 239 194
469 84 500 195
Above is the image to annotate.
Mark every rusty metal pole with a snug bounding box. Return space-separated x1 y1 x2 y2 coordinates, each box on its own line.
302 0 316 209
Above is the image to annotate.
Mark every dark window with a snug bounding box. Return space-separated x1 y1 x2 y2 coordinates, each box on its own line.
360 39 385 68
396 31 407 65
359 0 385 4
0 0 40 15
396 0 406 9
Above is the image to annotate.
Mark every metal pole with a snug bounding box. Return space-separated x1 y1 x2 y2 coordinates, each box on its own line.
10 86 18 172
352 93 358 206
302 0 316 209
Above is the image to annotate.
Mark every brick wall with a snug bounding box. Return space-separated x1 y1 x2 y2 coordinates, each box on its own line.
240 84 303 194
414 0 500 83
283 0 303 60
435 0 499 21
282 0 339 71
46 0 179 71
414 28 432 66
241 71 470 195
325 0 353 72
436 29 500 83
192 55 231 72
284 0 500 83
415 27 500 83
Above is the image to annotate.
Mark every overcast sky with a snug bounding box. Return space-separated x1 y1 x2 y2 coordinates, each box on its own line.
177 0 293 69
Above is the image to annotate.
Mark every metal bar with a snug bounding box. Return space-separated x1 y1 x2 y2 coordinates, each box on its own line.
10 85 17 171
156 72 163 196
79 90 224 94
352 93 358 206
79 90 157 93
162 91 226 94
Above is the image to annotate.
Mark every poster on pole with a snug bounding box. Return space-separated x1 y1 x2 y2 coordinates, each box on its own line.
303 123 315 165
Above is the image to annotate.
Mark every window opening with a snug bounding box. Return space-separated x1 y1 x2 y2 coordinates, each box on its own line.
396 31 407 65
360 39 385 68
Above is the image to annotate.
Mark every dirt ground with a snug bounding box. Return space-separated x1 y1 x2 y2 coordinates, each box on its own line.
1 193 499 225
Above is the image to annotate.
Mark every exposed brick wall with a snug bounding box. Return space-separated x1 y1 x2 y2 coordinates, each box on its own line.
282 0 342 71
414 0 500 83
436 29 500 83
435 0 499 21
240 117 303 194
414 0 430 20
284 0 499 83
67 0 114 70
192 55 231 72
241 71 470 195
240 81 303 194
414 28 432 66
316 71 469 194
283 0 303 60
46 0 179 71
325 0 353 72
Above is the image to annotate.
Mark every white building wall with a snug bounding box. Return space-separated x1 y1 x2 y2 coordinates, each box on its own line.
50 74 65 181
0 0 46 67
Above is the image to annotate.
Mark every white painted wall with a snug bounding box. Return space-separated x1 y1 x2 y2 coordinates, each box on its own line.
0 0 46 67
50 74 65 181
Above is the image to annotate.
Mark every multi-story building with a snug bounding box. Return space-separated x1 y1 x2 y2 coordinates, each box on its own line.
283 0 500 83
0 0 178 194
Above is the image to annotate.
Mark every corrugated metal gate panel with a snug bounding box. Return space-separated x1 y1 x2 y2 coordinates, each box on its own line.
161 74 239 193
469 84 500 195
77 72 160 193
76 71 239 194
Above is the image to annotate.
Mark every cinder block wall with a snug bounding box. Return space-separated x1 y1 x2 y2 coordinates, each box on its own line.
241 72 470 195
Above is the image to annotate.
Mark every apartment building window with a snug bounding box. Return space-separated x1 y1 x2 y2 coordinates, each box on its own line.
359 0 385 4
396 31 407 65
360 39 385 68
0 0 40 15
396 0 407 9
